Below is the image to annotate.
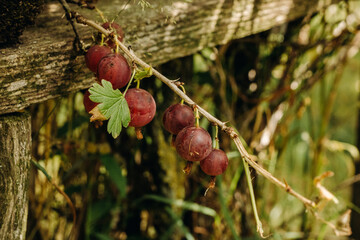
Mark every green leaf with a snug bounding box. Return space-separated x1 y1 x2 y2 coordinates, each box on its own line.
163 207 195 240
92 233 114 240
85 198 113 238
89 80 131 138
217 176 241 240
87 199 112 228
134 67 153 81
100 155 127 198
135 194 217 217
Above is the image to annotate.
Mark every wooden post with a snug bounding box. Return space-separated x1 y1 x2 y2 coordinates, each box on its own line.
0 112 31 240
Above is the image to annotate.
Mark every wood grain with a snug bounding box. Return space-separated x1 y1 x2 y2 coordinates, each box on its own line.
0 0 339 115
0 113 31 240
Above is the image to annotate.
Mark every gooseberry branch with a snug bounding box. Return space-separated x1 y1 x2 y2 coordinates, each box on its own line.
71 11 317 208
73 5 339 236
71 12 316 208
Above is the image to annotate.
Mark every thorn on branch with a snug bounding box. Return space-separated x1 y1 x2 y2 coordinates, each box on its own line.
283 179 291 192
223 126 238 139
314 171 339 204
211 122 218 127
174 80 184 87
191 104 197 111
71 11 86 25
109 32 116 41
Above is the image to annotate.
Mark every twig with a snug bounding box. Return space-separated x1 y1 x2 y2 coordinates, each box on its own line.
112 0 132 22
58 0 85 53
66 0 96 9
243 158 265 237
71 11 317 209
335 174 360 191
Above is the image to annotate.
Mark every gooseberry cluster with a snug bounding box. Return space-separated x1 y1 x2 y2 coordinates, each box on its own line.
162 103 229 190
83 21 227 190
83 22 156 138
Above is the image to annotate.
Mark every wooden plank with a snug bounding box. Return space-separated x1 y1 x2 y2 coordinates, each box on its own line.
0 112 31 240
0 0 339 115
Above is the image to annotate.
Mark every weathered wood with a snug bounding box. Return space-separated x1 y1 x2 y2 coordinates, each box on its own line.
0 0 339 115
0 112 31 240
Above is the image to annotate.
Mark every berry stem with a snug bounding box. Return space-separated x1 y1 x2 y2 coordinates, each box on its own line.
95 7 107 23
194 107 200 128
214 125 219 149
123 70 137 96
115 35 119 53
179 85 186 105
136 79 140 89
100 34 105 46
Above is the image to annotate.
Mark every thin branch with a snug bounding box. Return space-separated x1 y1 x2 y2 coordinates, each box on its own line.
112 0 132 22
58 0 85 53
71 11 317 209
243 158 265 237
335 174 360 191
66 0 96 9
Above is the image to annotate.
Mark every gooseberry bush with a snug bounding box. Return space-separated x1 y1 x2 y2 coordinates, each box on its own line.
74 11 311 236
82 18 230 189
59 3 354 237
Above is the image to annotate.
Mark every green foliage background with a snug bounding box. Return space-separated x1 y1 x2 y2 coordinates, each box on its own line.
28 1 360 239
